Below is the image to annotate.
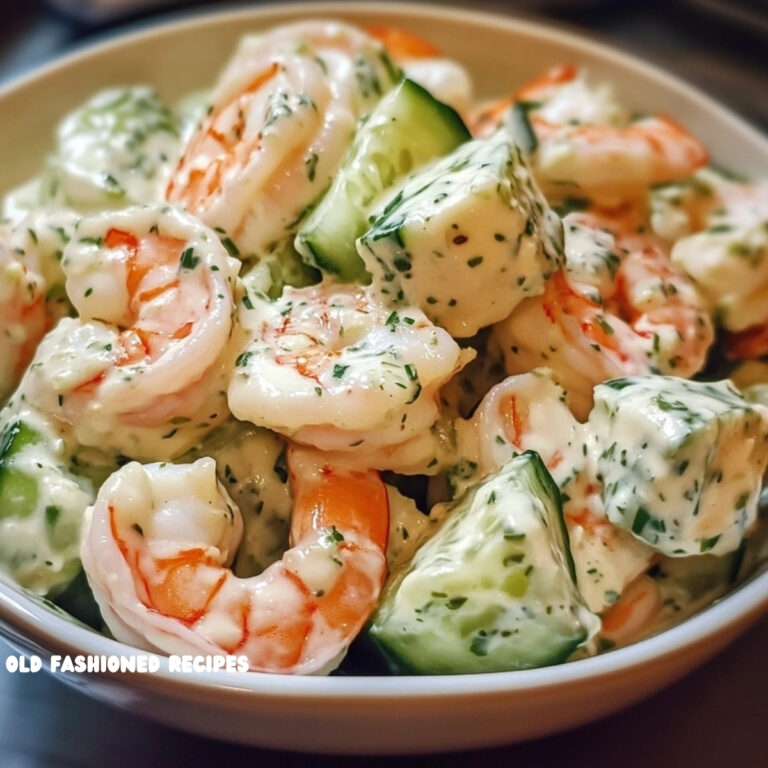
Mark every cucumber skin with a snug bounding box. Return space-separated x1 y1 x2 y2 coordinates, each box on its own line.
296 78 470 282
369 452 597 675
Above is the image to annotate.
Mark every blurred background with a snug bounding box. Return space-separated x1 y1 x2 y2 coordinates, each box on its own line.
0 1 766 766
0 0 766 129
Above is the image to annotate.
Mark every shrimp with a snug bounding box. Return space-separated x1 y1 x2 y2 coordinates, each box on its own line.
667 174 768 344
367 26 473 114
0 239 47 402
166 21 397 257
22 205 239 461
493 208 714 418
457 370 655 614
228 284 470 466
80 447 389 674
470 65 707 202
2 208 81 322
599 574 661 647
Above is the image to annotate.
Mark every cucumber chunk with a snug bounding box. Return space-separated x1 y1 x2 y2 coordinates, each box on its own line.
241 238 321 301
589 377 768 557
296 78 470 282
358 130 564 337
0 421 42 518
369 451 599 674
0 412 94 594
41 87 180 211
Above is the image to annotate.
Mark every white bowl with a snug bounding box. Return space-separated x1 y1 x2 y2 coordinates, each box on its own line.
1 1 767 755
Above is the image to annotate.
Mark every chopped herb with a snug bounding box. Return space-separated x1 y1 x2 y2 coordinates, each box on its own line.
179 247 200 270
332 364 349 379
45 505 61 528
221 237 240 257
273 448 288 484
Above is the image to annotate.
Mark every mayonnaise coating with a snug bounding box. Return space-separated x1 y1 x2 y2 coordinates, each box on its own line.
228 283 467 459
359 130 563 337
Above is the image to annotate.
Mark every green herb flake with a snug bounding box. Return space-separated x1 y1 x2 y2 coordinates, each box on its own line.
332 364 349 379
179 247 200 270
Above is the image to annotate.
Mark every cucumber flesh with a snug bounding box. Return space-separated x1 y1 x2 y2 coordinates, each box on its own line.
369 451 599 674
0 421 42 518
296 78 470 282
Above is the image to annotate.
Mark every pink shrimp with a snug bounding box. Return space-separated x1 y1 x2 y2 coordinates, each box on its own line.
469 65 707 200
599 575 662 646
367 26 440 59
22 205 238 460
166 21 396 256
669 175 768 344
0 241 47 401
494 207 714 418
81 446 389 674
466 371 656 614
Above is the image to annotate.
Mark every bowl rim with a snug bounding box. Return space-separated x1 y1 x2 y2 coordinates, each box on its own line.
1 0 767 701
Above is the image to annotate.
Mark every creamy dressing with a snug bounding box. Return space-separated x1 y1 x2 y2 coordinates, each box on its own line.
0 404 93 594
0 240 46 401
399 58 473 115
360 131 563 338
229 283 465 456
671 181 768 331
589 377 768 557
371 453 600 673
3 208 80 320
187 421 293 577
560 213 619 300
530 73 627 128
42 87 180 211
385 484 447 575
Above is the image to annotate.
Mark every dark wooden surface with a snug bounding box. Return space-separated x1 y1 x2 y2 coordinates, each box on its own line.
0 2 766 766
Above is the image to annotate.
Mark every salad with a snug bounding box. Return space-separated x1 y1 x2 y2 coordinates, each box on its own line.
1 20 767 675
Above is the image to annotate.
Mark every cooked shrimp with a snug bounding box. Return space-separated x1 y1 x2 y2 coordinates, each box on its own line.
22 205 239 461
2 208 81 322
0 239 47 402
368 26 473 114
599 574 661 646
228 283 470 463
81 447 389 674
494 209 714 418
460 370 655 613
166 21 396 256
470 65 707 201
471 64 626 138
668 174 768 343
531 116 708 200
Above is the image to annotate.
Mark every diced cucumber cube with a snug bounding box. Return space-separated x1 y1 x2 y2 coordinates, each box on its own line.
369 451 599 674
358 131 563 337
296 79 470 282
589 377 768 557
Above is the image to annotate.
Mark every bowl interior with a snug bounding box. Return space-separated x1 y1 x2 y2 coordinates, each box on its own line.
1 0 768 702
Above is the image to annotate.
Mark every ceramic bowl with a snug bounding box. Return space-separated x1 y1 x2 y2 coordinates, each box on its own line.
1 1 767 755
